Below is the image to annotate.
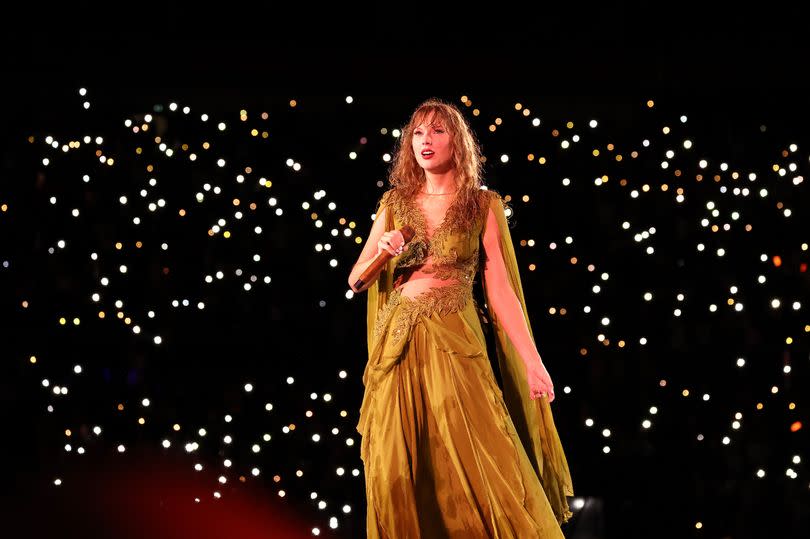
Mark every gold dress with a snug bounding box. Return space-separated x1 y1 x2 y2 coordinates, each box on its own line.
356 188 574 538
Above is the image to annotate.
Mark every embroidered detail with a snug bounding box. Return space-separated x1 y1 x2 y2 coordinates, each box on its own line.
371 289 401 342
380 188 495 283
384 190 431 268
405 189 459 243
372 284 473 346
421 244 479 282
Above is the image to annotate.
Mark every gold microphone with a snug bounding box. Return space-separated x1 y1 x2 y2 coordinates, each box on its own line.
353 225 415 291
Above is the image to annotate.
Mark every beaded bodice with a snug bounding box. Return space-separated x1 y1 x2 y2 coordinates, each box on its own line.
378 188 489 289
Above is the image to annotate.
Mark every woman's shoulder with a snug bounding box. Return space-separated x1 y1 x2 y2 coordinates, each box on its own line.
479 187 504 209
477 188 514 231
375 187 398 211
376 188 410 222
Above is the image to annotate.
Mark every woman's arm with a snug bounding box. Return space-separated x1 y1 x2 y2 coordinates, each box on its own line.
481 205 543 367
348 205 389 293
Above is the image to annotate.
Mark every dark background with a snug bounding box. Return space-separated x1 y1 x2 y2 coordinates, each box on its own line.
1 2 809 538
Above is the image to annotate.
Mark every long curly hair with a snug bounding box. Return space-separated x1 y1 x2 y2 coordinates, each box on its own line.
387 98 490 233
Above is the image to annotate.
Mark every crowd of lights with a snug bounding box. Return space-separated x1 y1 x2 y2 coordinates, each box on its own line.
3 89 807 536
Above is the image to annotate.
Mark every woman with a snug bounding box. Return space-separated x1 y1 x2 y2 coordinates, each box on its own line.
349 99 574 538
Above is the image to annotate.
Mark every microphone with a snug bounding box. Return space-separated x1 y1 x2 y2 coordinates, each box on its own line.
353 225 415 291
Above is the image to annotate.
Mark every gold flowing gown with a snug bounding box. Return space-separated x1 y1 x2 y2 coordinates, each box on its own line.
356 188 574 538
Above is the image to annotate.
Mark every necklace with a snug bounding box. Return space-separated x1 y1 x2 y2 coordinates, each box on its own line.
419 189 458 196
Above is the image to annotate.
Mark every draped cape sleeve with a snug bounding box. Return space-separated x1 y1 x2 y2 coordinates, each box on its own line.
365 190 396 366
480 191 574 525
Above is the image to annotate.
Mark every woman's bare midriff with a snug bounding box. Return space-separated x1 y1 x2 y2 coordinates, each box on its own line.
394 266 464 300
393 195 461 299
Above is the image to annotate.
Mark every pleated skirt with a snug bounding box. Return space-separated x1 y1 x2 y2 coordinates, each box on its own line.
356 284 565 538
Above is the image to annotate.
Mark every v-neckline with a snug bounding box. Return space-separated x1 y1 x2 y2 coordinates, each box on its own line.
410 192 458 244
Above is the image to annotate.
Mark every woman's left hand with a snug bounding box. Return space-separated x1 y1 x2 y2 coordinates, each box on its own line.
525 360 555 403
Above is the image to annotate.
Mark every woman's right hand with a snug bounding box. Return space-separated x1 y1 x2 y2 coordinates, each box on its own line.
377 230 408 257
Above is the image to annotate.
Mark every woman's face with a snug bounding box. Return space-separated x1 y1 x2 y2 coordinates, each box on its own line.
411 117 453 174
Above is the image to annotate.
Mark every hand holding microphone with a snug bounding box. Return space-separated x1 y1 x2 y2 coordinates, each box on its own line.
353 225 415 291
378 227 412 257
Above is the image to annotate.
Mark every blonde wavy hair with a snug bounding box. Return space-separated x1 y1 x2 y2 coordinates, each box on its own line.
387 98 491 233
